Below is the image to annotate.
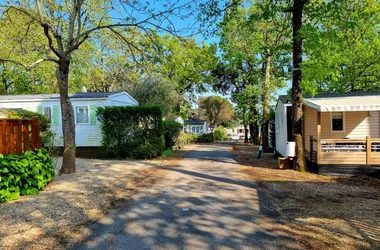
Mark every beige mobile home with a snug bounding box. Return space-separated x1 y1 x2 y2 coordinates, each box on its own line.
276 92 380 175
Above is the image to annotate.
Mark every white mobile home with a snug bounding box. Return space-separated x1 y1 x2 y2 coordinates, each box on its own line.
275 96 295 157
0 91 138 154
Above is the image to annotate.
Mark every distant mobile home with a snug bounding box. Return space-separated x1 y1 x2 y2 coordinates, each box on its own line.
276 92 380 175
0 91 138 156
183 120 209 134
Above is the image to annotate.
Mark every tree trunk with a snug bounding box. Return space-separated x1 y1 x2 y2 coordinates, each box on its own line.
291 0 307 172
262 50 271 151
249 123 255 144
57 59 76 174
244 124 249 143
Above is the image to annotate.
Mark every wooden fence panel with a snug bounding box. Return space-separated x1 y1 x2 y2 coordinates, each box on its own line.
0 117 40 155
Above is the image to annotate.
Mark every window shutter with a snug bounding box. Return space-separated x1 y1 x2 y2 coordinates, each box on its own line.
37 106 43 114
52 106 59 126
90 105 96 125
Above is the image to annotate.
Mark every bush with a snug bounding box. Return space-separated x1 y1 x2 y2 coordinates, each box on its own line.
163 120 183 149
214 126 229 141
0 149 55 202
195 133 215 143
174 132 195 149
185 133 197 143
5 109 57 150
97 106 165 159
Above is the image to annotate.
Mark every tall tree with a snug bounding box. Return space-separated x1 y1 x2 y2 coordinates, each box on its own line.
214 0 289 148
0 0 201 174
285 0 308 172
198 96 234 132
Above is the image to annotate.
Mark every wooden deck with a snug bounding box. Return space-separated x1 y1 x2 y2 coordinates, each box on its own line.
307 136 380 175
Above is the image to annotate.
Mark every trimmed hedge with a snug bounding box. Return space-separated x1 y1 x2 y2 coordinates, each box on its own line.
0 149 55 202
163 120 183 149
97 106 165 159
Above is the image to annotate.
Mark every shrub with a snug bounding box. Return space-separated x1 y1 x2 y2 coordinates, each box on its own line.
97 106 165 159
214 126 229 141
175 132 193 149
0 148 55 202
185 133 197 143
195 133 214 143
163 120 183 149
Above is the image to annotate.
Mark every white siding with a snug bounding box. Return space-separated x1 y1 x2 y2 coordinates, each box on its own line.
108 92 138 106
0 96 137 147
275 100 290 157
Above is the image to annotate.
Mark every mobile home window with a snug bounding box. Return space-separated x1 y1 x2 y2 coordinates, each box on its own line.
76 106 89 124
43 107 52 120
332 112 344 131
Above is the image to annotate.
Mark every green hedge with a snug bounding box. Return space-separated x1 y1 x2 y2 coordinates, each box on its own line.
163 120 183 149
0 149 55 202
97 106 165 159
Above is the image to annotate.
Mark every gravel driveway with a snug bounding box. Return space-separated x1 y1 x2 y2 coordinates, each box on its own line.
74 144 299 250
0 158 166 250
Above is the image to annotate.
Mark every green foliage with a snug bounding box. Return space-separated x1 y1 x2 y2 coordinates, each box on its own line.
163 120 183 149
0 149 55 202
97 106 165 159
302 0 380 94
131 75 180 117
175 132 189 149
162 149 175 158
5 109 57 150
194 133 215 143
198 96 234 130
140 34 218 115
214 126 229 141
185 133 198 143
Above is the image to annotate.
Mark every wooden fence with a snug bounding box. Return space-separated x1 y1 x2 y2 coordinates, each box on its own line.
0 117 40 155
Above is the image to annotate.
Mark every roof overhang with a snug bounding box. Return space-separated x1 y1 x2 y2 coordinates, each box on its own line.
304 95 380 112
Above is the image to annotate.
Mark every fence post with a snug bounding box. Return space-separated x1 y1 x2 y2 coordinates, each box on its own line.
317 112 321 164
366 136 371 165
1 119 7 154
16 120 23 154
31 117 40 150
310 136 313 162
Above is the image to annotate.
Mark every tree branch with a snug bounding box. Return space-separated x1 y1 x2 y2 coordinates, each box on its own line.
78 0 195 39
0 57 59 70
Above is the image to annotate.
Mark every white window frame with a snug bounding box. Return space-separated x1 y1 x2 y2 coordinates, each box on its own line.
75 105 90 124
331 111 345 132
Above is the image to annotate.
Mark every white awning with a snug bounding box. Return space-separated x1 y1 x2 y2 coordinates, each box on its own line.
304 95 380 112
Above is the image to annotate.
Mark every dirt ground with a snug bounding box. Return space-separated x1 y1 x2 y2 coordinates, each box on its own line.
233 143 380 250
0 155 181 250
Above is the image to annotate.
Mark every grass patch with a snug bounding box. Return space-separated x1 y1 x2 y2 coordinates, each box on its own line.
162 149 175 157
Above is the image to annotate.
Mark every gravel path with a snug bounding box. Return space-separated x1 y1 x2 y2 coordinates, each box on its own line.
74 144 299 250
0 158 166 250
